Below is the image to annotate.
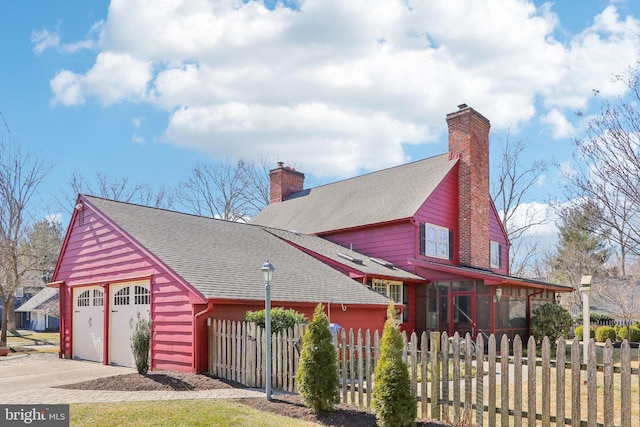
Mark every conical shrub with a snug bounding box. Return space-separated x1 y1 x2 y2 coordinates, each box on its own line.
372 301 416 427
296 303 340 413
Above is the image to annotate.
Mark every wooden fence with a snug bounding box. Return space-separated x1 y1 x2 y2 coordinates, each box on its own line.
209 320 640 426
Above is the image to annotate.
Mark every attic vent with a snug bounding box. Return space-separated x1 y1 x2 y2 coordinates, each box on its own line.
338 252 363 264
370 257 394 268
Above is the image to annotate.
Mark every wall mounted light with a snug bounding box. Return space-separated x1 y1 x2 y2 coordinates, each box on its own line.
494 287 503 303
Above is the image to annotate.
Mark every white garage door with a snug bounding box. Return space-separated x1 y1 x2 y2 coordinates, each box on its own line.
109 282 150 367
73 287 105 362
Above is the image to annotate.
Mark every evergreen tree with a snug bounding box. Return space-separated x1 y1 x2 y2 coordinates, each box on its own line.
372 301 416 427
296 303 339 413
549 201 612 309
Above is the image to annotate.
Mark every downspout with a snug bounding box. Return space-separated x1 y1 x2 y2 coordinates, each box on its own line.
193 301 214 374
526 289 544 336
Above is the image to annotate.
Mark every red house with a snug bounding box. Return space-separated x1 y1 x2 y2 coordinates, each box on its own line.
252 104 570 343
50 195 421 372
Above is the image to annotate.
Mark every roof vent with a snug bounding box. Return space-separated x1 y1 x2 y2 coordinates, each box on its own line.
370 257 394 268
338 252 363 264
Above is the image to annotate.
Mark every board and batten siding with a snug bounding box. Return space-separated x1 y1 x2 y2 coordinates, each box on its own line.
56 205 198 372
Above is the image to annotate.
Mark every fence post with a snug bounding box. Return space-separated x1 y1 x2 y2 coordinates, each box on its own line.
500 334 509 427
621 340 630 427
527 336 536 427
513 335 522 427
488 334 496 427
440 332 449 421
430 331 441 420
603 340 613 427
475 333 484 427
556 337 566 426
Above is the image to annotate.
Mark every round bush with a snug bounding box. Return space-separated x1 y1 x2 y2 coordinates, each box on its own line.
595 326 616 343
574 325 595 340
618 325 640 342
530 303 573 344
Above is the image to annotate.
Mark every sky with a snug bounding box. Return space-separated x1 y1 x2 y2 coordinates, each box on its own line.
2 0 640 251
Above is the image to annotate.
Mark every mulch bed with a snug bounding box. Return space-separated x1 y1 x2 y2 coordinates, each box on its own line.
58 371 449 426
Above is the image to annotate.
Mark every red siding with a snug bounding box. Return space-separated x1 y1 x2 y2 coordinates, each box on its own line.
489 202 509 275
55 202 201 372
212 301 388 335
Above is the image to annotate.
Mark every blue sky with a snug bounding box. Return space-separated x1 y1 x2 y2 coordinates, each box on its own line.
2 0 640 244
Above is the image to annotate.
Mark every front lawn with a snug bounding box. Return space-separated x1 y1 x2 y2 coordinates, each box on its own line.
70 400 320 427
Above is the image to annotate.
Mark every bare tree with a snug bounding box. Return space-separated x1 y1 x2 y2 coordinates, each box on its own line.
491 133 549 276
564 64 640 276
0 113 51 342
56 171 175 213
177 158 269 221
592 260 640 327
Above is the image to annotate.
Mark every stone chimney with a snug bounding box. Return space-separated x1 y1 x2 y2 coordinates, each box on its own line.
269 162 305 203
446 104 491 268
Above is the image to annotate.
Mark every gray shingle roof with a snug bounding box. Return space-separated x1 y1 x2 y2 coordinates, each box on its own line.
15 287 58 312
251 154 456 233
83 196 394 306
263 227 423 281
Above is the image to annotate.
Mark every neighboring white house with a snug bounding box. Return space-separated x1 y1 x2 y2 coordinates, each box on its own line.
15 287 59 331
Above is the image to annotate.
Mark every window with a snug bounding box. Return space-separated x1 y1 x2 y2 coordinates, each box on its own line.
372 279 403 322
420 223 451 259
134 285 150 305
77 290 90 307
490 241 502 269
114 287 130 306
93 289 104 307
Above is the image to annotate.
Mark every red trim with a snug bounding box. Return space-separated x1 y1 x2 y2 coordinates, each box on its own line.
317 217 414 237
65 275 153 289
408 258 572 292
102 284 110 365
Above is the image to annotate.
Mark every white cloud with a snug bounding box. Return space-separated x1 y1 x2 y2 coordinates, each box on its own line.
51 52 151 106
31 29 60 54
541 108 576 139
46 0 640 177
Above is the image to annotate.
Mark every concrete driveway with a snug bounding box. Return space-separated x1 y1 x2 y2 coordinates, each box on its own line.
0 352 265 404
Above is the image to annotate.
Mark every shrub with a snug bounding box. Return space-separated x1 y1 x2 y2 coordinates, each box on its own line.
130 313 152 374
245 307 306 334
296 304 339 413
618 325 640 342
530 303 573 344
574 325 595 340
595 326 616 343
372 301 417 427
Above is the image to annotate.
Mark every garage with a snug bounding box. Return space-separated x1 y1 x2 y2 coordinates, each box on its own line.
72 286 104 362
108 282 150 367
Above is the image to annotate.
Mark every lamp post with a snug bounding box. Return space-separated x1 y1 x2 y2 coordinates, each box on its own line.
261 260 275 401
580 275 592 378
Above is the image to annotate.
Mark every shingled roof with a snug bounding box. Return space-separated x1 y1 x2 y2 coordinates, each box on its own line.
83 196 404 306
251 153 456 234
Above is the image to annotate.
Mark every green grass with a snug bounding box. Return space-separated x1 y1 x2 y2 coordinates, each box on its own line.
3 330 60 354
70 400 320 427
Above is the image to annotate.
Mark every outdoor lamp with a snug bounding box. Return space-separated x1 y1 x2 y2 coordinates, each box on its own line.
261 260 275 401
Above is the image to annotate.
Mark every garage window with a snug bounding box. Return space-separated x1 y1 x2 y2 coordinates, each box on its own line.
134 286 150 305
93 289 104 306
114 287 130 305
77 290 90 307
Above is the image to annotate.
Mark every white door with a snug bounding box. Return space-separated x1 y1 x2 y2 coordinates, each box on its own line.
109 282 150 367
73 287 105 362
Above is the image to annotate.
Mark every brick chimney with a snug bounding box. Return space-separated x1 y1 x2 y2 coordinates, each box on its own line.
446 104 491 268
269 162 305 203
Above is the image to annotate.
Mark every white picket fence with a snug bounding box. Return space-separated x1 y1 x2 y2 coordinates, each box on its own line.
209 319 640 426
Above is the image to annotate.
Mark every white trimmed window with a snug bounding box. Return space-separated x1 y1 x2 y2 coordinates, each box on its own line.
373 279 403 321
490 241 502 269
420 223 451 259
